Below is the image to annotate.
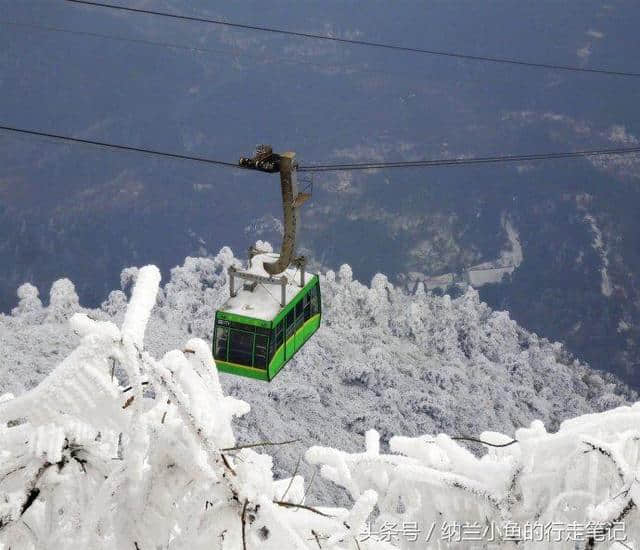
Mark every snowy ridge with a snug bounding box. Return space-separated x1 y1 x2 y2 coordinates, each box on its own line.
0 264 638 548
0 246 635 506
0 267 384 549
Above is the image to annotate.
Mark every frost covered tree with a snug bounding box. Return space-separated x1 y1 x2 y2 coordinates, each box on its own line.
11 283 43 321
1 246 636 509
307 414 640 549
0 262 639 548
0 266 392 550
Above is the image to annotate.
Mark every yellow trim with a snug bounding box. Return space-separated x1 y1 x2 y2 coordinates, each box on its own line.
217 314 321 373
268 314 321 366
215 360 268 373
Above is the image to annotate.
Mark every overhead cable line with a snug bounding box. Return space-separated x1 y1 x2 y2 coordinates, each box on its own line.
298 147 640 172
0 19 235 58
63 0 640 78
0 125 241 169
2 124 639 174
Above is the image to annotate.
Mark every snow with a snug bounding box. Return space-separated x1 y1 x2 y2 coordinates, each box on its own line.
467 265 514 286
0 245 636 513
305 408 640 548
408 216 523 290
0 250 639 547
220 252 315 321
467 216 523 287
121 265 161 347
501 217 523 268
0 263 411 549
577 199 614 297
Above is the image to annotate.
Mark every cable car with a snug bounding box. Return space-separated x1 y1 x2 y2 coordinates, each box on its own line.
213 252 321 381
213 146 320 380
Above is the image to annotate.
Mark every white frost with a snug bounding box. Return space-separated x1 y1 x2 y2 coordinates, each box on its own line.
0 264 390 549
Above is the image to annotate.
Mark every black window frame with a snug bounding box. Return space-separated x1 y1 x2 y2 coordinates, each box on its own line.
215 319 272 369
214 325 229 361
253 333 269 369
227 328 254 367
271 321 284 354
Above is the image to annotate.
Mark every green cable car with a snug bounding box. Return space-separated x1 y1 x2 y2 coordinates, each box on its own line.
212 145 320 380
213 257 321 381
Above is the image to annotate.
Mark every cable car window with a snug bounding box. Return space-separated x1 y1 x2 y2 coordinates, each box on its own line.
254 335 268 369
310 291 318 315
214 327 229 360
304 300 311 321
228 330 254 366
285 310 295 339
230 321 255 333
294 301 304 330
272 323 283 353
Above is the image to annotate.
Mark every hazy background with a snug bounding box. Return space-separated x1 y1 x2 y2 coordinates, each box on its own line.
1 0 639 385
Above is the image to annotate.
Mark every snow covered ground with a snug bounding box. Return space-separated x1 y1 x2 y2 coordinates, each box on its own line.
1 259 638 548
0 245 635 508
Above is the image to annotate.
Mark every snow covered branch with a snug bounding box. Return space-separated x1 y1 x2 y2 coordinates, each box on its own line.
1 259 639 549
306 414 640 549
0 266 390 549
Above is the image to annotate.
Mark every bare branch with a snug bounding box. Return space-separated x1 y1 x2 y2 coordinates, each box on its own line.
582 439 627 483
584 498 635 550
0 463 27 484
241 500 248 550
221 439 300 452
122 381 149 394
0 461 52 535
300 467 318 505
273 501 335 518
280 455 302 502
221 453 236 476
452 436 518 448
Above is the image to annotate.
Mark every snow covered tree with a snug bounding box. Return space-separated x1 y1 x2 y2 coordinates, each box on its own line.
307 415 640 548
0 266 391 550
1 248 638 548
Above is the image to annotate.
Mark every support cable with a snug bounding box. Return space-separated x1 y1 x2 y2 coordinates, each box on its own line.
0 124 241 169
1 124 639 174
62 0 640 78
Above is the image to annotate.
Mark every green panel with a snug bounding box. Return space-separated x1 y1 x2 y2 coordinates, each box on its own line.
272 276 320 326
216 311 271 329
268 314 321 379
267 343 285 379
214 308 321 382
301 314 321 341
215 360 270 381
285 330 295 361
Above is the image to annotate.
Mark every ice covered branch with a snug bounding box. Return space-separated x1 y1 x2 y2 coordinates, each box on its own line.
0 265 390 549
306 414 640 549
1 257 639 549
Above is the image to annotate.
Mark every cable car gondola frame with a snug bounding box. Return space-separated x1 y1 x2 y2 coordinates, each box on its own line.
212 146 320 381
213 262 321 381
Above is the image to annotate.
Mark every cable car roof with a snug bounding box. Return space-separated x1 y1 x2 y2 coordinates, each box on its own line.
218 253 317 322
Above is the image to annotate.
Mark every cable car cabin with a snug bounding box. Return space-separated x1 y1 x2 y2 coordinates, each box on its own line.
213 255 321 381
